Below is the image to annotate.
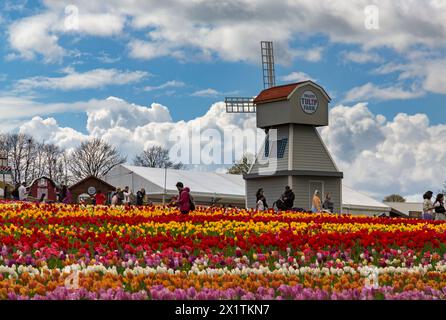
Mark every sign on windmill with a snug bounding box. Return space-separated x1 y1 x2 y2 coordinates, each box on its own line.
225 41 276 114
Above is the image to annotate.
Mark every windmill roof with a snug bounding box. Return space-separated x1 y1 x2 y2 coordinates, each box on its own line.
253 80 331 104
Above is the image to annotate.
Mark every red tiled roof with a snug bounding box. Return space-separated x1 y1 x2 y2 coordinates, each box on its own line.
253 82 305 104
253 80 331 104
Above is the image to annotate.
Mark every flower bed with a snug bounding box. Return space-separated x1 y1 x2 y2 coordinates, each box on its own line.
0 202 446 300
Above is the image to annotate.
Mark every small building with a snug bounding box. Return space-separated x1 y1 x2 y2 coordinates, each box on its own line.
384 202 423 218
69 175 116 204
28 176 58 202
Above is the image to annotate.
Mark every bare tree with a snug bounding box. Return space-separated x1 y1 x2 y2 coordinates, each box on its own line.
69 138 126 179
6 133 30 184
133 145 184 169
227 153 254 175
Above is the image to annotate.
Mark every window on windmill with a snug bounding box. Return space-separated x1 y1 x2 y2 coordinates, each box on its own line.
264 139 270 158
277 138 288 158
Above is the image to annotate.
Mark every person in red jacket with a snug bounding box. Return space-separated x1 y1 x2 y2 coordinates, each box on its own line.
176 182 191 214
95 190 106 205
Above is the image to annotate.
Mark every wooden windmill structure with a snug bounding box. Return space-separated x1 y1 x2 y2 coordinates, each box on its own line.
226 41 343 212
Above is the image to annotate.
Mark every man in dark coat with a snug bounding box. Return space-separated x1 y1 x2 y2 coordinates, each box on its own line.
282 186 295 210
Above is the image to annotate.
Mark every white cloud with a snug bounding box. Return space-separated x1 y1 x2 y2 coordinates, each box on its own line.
344 82 424 102
144 80 186 92
8 13 64 62
342 51 383 64
320 103 446 199
280 71 315 83
191 89 221 98
15 68 148 91
291 47 324 62
9 1 446 64
19 116 88 150
86 96 172 135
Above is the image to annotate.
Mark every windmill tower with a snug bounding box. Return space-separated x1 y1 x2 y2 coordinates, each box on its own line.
226 41 343 212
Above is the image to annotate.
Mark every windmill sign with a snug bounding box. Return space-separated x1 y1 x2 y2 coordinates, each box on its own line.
300 90 319 114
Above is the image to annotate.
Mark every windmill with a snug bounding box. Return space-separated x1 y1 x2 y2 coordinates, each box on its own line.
228 42 344 213
225 41 276 113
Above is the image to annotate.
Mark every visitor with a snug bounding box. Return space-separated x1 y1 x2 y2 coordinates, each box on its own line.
123 186 131 205
422 191 434 220
311 190 322 213
176 182 193 214
12 183 19 201
3 185 10 200
433 193 446 221
95 190 106 205
322 192 334 213
282 186 295 210
61 185 72 204
38 193 46 203
111 188 120 205
117 187 124 205
255 188 268 211
136 188 146 206
18 182 27 201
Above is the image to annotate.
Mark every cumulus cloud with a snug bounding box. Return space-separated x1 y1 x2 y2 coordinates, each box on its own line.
320 103 446 199
14 67 148 91
19 116 88 150
85 96 172 135
13 98 260 165
344 82 424 102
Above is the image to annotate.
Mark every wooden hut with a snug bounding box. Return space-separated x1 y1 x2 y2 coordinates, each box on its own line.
69 175 116 204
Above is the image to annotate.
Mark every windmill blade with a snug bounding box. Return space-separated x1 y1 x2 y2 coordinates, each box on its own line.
261 41 276 89
225 97 256 113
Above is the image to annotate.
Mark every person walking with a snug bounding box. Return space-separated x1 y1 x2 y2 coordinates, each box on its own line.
176 182 192 214
18 182 27 201
322 192 334 213
255 188 268 211
311 190 322 213
61 185 72 204
136 188 146 206
433 193 446 221
422 191 435 220
95 190 106 205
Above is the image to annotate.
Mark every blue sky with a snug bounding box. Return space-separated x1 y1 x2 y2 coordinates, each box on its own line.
0 0 445 199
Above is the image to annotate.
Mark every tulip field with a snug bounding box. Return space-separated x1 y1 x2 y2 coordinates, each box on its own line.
1 202 446 300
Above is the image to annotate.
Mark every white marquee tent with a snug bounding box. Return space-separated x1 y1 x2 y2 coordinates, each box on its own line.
105 164 391 215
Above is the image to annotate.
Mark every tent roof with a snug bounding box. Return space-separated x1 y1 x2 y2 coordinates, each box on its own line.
122 165 245 198
384 202 423 216
342 185 391 211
